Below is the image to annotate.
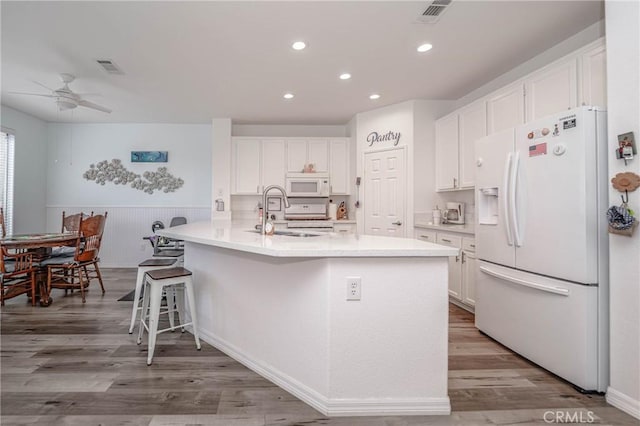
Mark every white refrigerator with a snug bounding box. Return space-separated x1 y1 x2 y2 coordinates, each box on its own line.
474 106 608 392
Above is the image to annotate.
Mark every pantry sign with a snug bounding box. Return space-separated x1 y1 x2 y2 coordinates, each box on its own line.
366 130 401 147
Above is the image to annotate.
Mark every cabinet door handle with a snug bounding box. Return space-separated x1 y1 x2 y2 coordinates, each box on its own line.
462 251 466 264
453 177 457 188
392 221 402 226
441 238 452 243
455 255 459 262
470 244 475 248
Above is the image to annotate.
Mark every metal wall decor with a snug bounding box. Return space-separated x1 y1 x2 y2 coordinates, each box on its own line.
82 159 184 194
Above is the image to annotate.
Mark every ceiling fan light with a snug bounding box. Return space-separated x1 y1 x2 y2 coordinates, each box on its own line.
56 98 77 111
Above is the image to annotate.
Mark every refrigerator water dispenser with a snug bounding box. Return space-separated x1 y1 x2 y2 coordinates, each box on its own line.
478 187 499 225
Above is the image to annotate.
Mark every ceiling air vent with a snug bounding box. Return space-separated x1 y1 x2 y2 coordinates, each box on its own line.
417 0 452 24
96 59 124 75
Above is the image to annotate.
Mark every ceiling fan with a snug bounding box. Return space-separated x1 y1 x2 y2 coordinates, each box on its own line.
9 73 112 113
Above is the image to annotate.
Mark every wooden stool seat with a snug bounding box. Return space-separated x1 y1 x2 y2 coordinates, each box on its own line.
127 258 178 334
138 258 177 267
146 267 192 280
137 267 201 365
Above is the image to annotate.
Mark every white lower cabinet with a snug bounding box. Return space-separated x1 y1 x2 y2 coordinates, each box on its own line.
333 222 356 234
436 233 462 300
414 229 436 243
462 248 476 306
416 228 475 312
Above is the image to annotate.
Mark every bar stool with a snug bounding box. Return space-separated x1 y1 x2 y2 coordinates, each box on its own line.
128 258 177 334
137 267 201 365
152 250 184 266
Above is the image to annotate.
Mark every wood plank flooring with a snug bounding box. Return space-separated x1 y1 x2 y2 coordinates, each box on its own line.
1 268 637 425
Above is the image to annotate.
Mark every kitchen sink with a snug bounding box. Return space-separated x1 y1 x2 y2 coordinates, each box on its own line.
247 229 321 237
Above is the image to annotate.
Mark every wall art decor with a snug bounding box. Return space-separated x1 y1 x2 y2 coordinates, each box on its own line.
83 159 184 194
131 151 168 162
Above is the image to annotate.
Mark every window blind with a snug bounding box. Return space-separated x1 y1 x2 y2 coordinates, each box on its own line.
0 131 15 235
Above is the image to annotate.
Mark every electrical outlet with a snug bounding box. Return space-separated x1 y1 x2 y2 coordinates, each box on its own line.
346 276 361 301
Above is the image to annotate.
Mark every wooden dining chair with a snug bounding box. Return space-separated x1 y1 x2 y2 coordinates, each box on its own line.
53 211 93 257
45 213 107 303
0 244 36 306
0 207 6 238
61 211 94 233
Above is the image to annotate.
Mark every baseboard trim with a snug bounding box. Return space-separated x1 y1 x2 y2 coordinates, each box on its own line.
197 328 451 417
606 386 640 420
324 398 451 417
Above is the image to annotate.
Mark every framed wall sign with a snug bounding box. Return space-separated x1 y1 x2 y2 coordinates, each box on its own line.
131 151 168 163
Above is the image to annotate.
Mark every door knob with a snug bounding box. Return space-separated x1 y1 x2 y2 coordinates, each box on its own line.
392 221 402 226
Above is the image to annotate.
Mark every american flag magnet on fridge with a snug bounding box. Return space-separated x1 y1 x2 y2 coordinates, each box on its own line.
529 142 547 157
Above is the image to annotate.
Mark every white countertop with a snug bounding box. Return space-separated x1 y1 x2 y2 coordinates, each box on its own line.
158 220 458 258
414 221 475 235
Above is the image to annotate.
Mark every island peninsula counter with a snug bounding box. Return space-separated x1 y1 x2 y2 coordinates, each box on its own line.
158 221 458 417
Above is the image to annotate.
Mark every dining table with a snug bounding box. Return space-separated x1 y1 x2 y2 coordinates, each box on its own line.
1 232 78 306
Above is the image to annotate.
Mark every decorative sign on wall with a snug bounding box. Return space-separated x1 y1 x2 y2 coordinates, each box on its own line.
131 151 168 162
83 159 184 194
366 131 401 147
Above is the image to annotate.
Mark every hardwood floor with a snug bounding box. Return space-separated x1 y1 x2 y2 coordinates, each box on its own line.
1 268 637 425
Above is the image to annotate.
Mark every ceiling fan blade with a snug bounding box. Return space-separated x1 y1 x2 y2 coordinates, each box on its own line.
31 80 54 92
8 91 55 98
77 99 112 114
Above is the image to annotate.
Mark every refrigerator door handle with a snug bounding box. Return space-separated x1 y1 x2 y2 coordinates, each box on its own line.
510 151 523 247
503 153 514 246
479 265 570 296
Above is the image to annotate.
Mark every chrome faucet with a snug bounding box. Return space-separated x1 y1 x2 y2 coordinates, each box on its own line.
261 185 290 234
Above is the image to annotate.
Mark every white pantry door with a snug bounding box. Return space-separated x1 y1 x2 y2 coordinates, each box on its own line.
364 148 406 237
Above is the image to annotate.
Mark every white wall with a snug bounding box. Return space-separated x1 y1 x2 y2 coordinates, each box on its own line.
605 0 640 419
212 118 232 220
355 101 415 235
0 105 48 233
46 122 212 267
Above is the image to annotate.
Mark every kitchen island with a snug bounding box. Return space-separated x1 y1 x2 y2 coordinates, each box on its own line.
158 221 458 417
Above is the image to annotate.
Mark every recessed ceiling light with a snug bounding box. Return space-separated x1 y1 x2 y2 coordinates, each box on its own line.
339 73 351 80
417 43 433 53
292 41 306 50
284 93 294 99
369 94 380 100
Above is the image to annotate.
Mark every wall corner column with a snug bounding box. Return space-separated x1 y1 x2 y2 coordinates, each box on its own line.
212 118 232 220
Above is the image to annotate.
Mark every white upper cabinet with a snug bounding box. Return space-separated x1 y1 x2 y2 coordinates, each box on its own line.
433 38 605 193
287 139 329 172
286 139 307 173
580 42 607 108
435 113 460 191
458 100 487 189
231 138 286 194
435 101 486 192
329 138 349 195
308 140 329 172
232 138 262 194
232 137 349 195
261 139 286 189
487 82 525 134
525 58 578 121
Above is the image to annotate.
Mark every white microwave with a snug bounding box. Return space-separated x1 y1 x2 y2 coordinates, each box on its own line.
285 173 330 197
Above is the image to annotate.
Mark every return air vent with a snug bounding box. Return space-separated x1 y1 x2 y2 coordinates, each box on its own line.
96 59 124 75
417 0 452 24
